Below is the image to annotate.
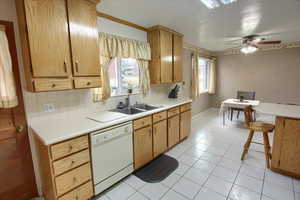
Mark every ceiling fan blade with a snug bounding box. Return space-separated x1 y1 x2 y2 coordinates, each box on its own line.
256 41 282 45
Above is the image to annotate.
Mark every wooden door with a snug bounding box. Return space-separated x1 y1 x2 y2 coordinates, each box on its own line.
133 126 153 169
173 35 183 82
24 0 71 77
68 0 101 76
276 118 300 174
0 21 37 200
168 115 180 148
180 110 191 140
160 30 173 83
153 120 167 158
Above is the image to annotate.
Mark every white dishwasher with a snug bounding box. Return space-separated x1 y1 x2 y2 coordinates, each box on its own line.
90 122 133 195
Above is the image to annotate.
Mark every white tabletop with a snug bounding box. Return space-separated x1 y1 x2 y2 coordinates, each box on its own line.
255 103 300 119
222 99 260 108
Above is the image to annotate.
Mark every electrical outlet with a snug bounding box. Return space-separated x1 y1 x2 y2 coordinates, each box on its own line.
43 104 55 112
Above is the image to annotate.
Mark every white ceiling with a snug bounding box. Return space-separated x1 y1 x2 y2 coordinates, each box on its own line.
97 0 300 51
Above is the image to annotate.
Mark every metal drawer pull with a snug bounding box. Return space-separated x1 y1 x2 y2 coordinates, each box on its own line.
75 61 79 72
63 61 67 73
52 84 56 88
16 125 24 133
87 82 91 86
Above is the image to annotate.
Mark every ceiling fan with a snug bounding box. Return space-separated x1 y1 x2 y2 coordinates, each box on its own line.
231 35 282 54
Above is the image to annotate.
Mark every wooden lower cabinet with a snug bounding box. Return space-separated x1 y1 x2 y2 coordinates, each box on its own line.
34 134 93 200
153 120 168 158
271 117 300 178
180 110 191 140
134 126 153 170
168 115 180 148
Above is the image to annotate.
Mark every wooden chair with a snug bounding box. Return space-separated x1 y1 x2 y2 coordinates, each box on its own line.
241 105 275 168
230 91 256 121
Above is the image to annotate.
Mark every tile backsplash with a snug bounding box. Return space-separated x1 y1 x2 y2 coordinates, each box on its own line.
23 83 189 119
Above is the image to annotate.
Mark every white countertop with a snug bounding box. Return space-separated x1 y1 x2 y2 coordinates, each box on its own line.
29 98 192 145
255 103 300 119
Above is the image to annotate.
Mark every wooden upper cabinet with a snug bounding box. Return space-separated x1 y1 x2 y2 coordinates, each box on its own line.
24 0 71 77
68 0 100 76
160 30 173 83
17 0 101 92
148 25 183 84
173 34 183 82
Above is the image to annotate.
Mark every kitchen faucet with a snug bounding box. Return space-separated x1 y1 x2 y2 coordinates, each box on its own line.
125 89 133 107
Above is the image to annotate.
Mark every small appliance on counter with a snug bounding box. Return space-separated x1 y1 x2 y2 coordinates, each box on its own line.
168 84 180 99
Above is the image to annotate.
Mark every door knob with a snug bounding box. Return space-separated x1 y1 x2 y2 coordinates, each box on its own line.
16 125 24 133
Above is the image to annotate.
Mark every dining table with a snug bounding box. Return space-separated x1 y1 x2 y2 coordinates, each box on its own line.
220 98 260 125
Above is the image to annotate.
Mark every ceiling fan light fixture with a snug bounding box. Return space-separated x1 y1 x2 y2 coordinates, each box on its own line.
241 44 258 54
200 0 220 9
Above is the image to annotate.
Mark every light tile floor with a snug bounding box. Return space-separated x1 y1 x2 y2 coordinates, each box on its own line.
94 108 299 200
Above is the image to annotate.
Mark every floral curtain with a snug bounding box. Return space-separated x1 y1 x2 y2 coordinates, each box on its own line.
191 53 200 99
94 33 151 101
208 58 217 94
0 27 18 108
94 56 112 101
137 59 150 95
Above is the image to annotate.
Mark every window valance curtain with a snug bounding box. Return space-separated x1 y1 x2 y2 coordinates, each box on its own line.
94 33 151 101
0 28 18 108
98 32 151 60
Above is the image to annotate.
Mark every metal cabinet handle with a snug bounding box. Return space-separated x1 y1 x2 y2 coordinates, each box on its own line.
87 82 91 86
52 84 56 88
63 61 67 73
75 61 79 73
16 125 24 133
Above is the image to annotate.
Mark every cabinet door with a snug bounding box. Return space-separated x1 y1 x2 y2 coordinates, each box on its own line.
180 110 191 140
25 0 71 77
173 35 183 82
134 126 153 170
153 120 167 158
160 30 173 83
276 118 300 174
148 30 161 83
68 0 100 76
168 115 180 148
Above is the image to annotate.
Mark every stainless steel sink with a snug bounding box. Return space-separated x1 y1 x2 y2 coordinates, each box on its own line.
110 107 145 115
133 103 159 111
110 104 160 115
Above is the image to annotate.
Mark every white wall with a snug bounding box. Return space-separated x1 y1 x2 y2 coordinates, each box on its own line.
97 17 147 41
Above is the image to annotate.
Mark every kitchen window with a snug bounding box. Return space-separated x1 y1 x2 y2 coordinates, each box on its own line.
198 58 210 93
108 58 140 96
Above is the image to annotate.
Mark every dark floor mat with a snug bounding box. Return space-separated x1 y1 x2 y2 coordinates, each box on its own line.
134 154 179 183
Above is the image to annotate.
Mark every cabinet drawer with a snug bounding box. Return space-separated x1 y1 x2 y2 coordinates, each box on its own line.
58 181 93 200
153 111 167 123
55 163 92 196
134 116 152 130
33 79 73 92
74 77 101 89
180 103 191 112
52 149 90 176
167 107 180 118
51 136 89 160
